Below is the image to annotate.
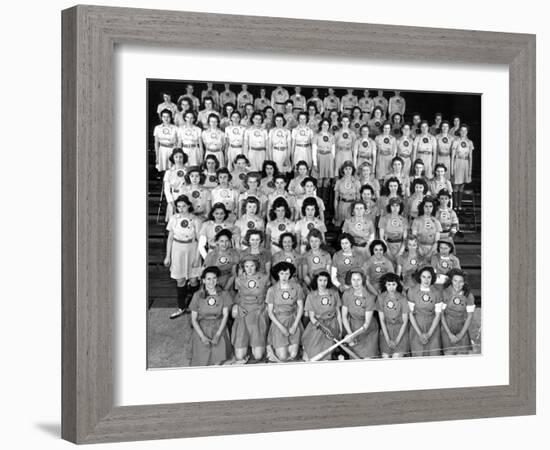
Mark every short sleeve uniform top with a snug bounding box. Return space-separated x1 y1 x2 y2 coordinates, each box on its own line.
245 127 268 148
430 254 461 276
314 132 334 154
451 137 474 158
362 257 394 284
442 286 476 319
166 213 200 241
287 176 306 198
234 215 265 242
374 134 397 157
342 216 376 245
230 170 248 193
176 125 201 146
342 287 376 320
436 134 453 158
412 216 443 245
272 250 302 269
182 185 211 216
305 290 341 320
203 249 240 279
201 129 224 151
379 215 408 242
154 124 178 147
335 129 355 150
334 178 361 201
203 172 219 190
199 220 234 248
429 178 452 196
407 285 442 317
225 125 246 147
397 252 424 283
211 186 239 213
291 126 314 146
189 288 233 320
235 273 270 307
397 135 414 159
239 248 272 273
266 281 304 316
376 291 409 324
414 134 437 155
436 208 459 232
302 250 332 277
266 219 296 245
269 127 291 148
356 137 376 161
163 166 187 202
332 249 365 284
295 217 327 242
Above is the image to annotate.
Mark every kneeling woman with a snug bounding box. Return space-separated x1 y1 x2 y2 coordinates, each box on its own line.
407 266 443 357
203 229 239 292
302 271 342 361
189 266 233 366
376 273 410 358
440 269 476 355
341 270 379 358
266 262 305 362
232 255 270 363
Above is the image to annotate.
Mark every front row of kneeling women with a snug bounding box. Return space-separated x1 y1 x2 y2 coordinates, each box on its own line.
187 261 476 366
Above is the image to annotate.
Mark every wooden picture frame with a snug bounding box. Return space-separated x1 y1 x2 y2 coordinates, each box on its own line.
62 5 536 444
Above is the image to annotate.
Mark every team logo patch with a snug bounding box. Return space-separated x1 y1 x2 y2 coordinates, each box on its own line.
375 121 380 127
239 173 246 180
180 219 189 228
300 129 306 136
343 257 351 265
209 175 216 182
321 297 329 306
453 297 461 305
214 225 223 233
441 260 449 269
162 127 170 134
375 266 382 273
461 141 467 148
220 189 230 198
422 294 431 302
323 136 329 142
192 190 200 199
384 137 390 144
354 297 362 306
282 291 291 300
404 140 410 147
285 257 292 263
254 130 260 137
425 220 432 229
387 300 395 309
410 258 417 266
355 222 363 230
362 141 368 148
277 130 283 137
267 181 275 188
442 137 448 144
278 223 286 231
332 125 338 133
207 297 216 306
312 256 321 264
185 129 192 136
247 221 255 229
210 133 217 139
307 222 315 230
354 123 360 128
219 256 228 265
440 211 450 220
176 170 184 177
232 128 239 134
344 182 352 189
248 280 257 289
391 218 400 227
343 132 349 139
423 137 429 144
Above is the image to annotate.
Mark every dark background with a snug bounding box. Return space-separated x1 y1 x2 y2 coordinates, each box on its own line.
147 79 481 186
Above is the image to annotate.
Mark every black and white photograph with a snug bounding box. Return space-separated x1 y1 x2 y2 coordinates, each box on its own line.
147 80 482 368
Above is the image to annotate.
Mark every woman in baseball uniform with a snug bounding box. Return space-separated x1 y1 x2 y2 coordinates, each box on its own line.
295 197 327 252
244 112 268 171
409 158 429 186
271 85 290 114
302 271 343 361
312 118 335 200
266 261 305 362
219 103 234 132
176 110 204 167
407 266 443 357
358 163 381 199
390 113 404 138
267 113 292 175
440 268 476 355
328 109 341 135
354 125 377 169
429 163 453 197
272 232 302 280
374 122 398 182
333 161 361 226
341 201 376 256
287 161 309 199
232 255 270 363
164 194 203 319
331 233 366 293
294 177 326 222
358 89 374 120
450 124 474 211
154 109 178 172
234 197 265 250
237 84 254 115
291 111 314 167
197 202 235 259
225 110 246 171
239 229 272 275
210 168 239 222
377 177 404 216
174 96 193 128
360 184 380 225
230 154 249 194
259 160 278 197
203 229 240 292
435 189 459 243
412 121 437 179
237 172 268 218
430 240 461 288
333 115 356 173
376 272 410 358
189 266 233 366
324 88 340 117
397 123 414 176
411 196 442 259
341 88 358 115
449 115 461 137
181 166 211 220
254 87 270 112
341 270 379 358
362 239 395 295
396 235 425 291
301 229 332 288
378 197 408 263
163 149 188 222
350 106 365 137
202 154 220 190
306 102 321 133
263 106 275 132
201 114 225 167
435 121 453 173
267 174 297 219
367 106 384 138
240 103 254 128
383 156 410 197
405 178 429 221
266 197 296 253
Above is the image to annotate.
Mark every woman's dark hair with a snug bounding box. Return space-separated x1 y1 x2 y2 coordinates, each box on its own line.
269 197 291 221
208 202 229 222
243 103 254 114
216 167 232 182
184 166 205 185
203 154 220 171
349 200 367 217
177 96 192 112
223 103 236 117
328 109 340 121
243 228 264 246
294 160 309 174
391 113 402 123
369 239 388 256
382 120 392 129
243 171 261 189
173 194 194 213
207 113 219 125
201 265 221 279
234 154 249 165
284 99 294 107
379 272 403 293
391 156 405 168
338 161 356 178
229 109 242 120
318 118 331 133
271 261 296 280
202 96 214 106
263 105 274 116
297 111 308 121
340 113 351 123
239 255 261 272
418 196 438 216
159 108 173 119
381 177 403 197
338 232 356 248
310 271 334 291
344 269 365 286
214 228 233 242
183 110 198 123
359 124 370 134
300 176 318 188
413 266 436 285
278 232 297 249
241 196 261 216
274 112 287 127
360 184 376 200
434 163 448 174
420 119 429 127
306 228 325 246
437 239 455 254
168 148 188 165
385 197 405 215
301 196 320 218
351 106 362 117
440 120 450 128
372 106 383 116
443 268 471 296
411 177 429 194
261 160 279 179
251 111 264 122
306 101 319 115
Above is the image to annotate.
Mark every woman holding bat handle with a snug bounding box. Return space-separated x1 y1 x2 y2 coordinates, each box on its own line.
266 262 305 362
301 272 342 361
376 273 410 358
341 270 379 358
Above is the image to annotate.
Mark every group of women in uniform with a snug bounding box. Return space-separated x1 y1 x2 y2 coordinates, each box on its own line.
154 83 477 366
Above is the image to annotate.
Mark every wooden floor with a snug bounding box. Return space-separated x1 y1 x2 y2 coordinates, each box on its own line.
146 151 482 368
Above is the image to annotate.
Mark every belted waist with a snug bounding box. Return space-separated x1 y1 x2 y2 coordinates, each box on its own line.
295 143 311 147
181 143 198 148
250 146 266 151
173 238 194 244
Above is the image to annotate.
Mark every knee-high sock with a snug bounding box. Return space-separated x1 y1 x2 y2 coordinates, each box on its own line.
176 285 187 310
